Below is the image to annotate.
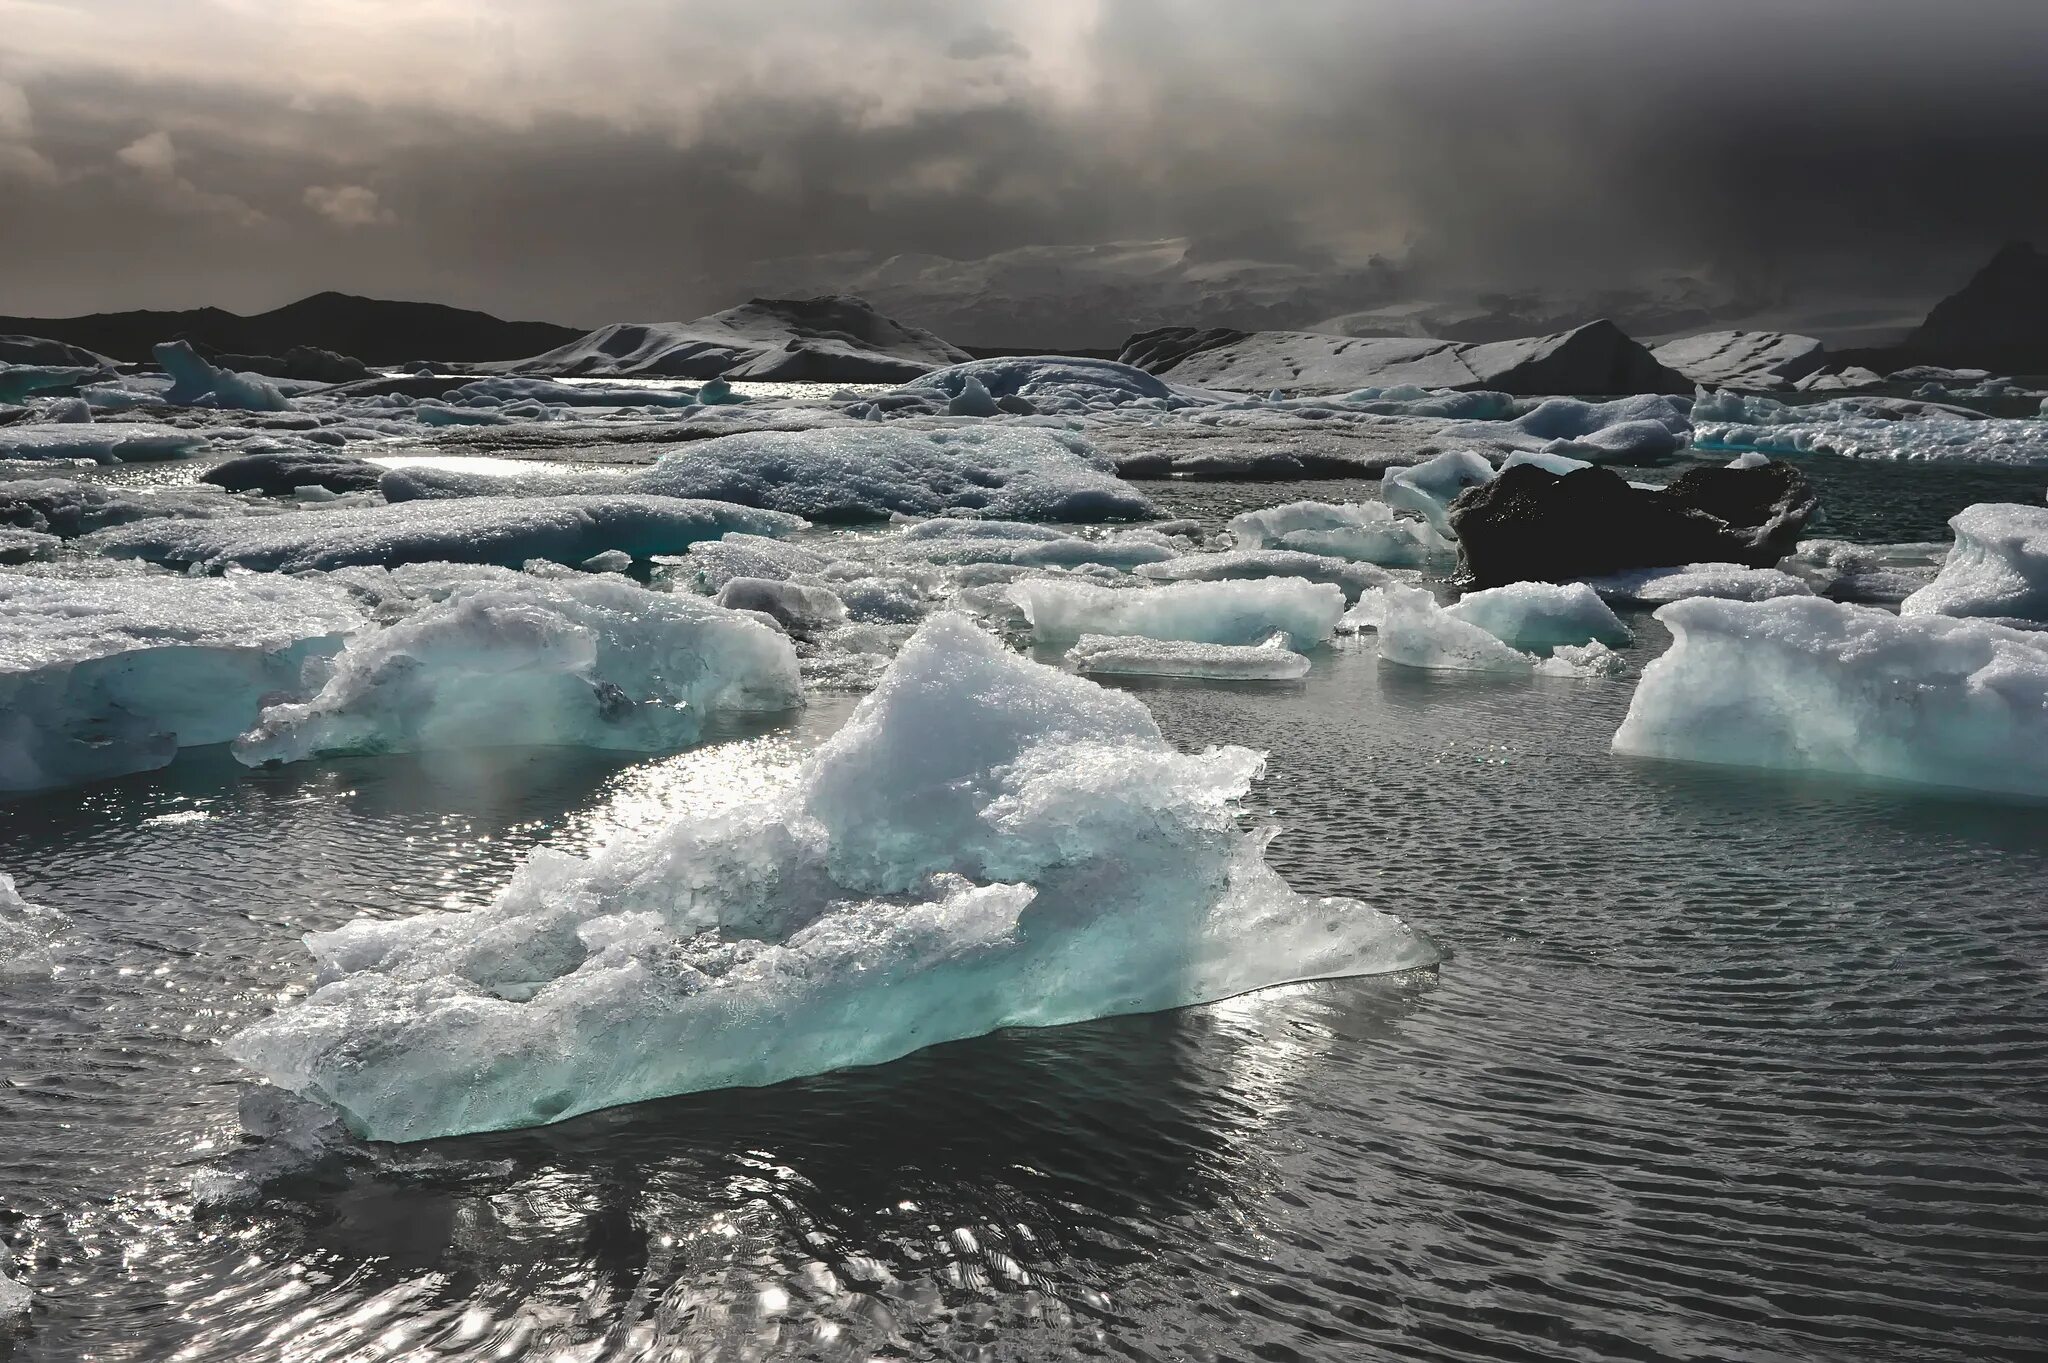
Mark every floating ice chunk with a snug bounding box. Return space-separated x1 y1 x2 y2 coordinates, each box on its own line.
662 533 833 591
878 356 1195 417
203 452 384 496
234 572 798 765
83 495 803 573
1780 539 1947 604
0 364 101 404
713 576 848 633
225 614 1435 1140
155 340 292 412
1535 641 1628 678
1692 389 2048 466
1585 563 1814 605
899 519 1068 543
0 478 251 537
1445 582 1632 651
1228 500 1445 566
579 549 632 574
0 423 206 464
1380 451 1496 538
0 573 361 791
1371 584 1535 674
1 872 67 979
1136 549 1391 599
0 1260 27 1318
1725 450 1770 469
445 377 704 409
1900 504 2048 624
1007 577 1345 649
1613 596 2048 798
1067 633 1311 680
0 528 58 564
946 375 1001 417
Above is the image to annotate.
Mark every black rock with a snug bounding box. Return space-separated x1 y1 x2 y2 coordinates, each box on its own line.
1447 461 1818 589
201 452 387 497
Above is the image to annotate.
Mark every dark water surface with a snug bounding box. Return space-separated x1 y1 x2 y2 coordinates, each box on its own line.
3 480 2046 1362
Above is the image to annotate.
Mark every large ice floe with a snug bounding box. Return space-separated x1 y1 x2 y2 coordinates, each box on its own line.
0 422 207 464
1007 577 1346 650
235 567 801 766
1690 389 2048 466
225 614 1438 1140
1225 500 1446 567
0 572 361 791
83 495 803 573
383 426 1156 524
1613 596 2048 798
1899 504 2048 625
1067 633 1311 680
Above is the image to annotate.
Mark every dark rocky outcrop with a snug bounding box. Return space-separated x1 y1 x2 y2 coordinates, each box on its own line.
1901 242 2048 375
1447 461 1818 589
201 452 388 497
193 342 371 384
0 292 582 365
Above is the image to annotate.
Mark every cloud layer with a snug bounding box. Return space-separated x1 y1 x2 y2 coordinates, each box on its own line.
2 0 2043 338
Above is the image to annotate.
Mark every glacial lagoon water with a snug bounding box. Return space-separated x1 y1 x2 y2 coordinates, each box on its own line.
3 470 2046 1361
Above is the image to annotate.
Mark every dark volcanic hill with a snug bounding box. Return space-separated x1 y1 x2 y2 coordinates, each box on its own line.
0 292 583 365
1900 242 2048 374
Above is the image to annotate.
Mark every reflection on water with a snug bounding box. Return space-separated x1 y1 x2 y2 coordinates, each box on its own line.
3 479 2047 1361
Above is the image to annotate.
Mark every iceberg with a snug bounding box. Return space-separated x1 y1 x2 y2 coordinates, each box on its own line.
1136 548 1392 599
1006 577 1346 650
667 533 834 591
0 363 103 404
224 614 1437 1141
0 477 251 537
1613 596 2048 798
202 451 386 496
1780 539 1947 605
234 570 799 765
82 495 803 573
1899 504 2048 624
1067 633 1311 680
1 871 66 979
1445 582 1631 652
1370 584 1539 674
0 423 206 464
0 573 361 791
1380 451 1497 538
155 340 293 412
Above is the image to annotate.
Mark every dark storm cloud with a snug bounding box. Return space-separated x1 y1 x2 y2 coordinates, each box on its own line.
0 0 2043 326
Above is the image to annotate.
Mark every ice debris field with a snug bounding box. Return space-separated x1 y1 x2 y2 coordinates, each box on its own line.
6 345 2048 1147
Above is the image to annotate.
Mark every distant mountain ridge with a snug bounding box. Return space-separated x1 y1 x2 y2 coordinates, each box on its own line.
0 292 583 365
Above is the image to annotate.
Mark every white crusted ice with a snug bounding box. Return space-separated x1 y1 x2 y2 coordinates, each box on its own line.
1900 504 2048 624
0 572 361 791
234 570 800 765
1136 549 1392 599
1067 633 1311 680
223 614 1437 1141
1585 563 1815 605
1445 582 1632 652
1007 577 1345 649
1613 596 2048 798
83 496 804 573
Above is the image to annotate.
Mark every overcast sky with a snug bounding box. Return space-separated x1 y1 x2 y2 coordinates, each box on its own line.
1 0 2043 328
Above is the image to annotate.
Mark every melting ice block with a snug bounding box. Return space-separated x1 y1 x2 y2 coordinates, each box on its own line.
1583 563 1813 605
234 570 800 765
1900 504 2048 624
1370 584 1538 674
0 572 361 791
1227 500 1446 567
1006 577 1346 649
1614 596 2048 798
83 495 804 573
155 340 292 412
225 614 1437 1140
1067 633 1311 680
1380 451 1497 538
1445 582 1632 652
0 872 66 979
